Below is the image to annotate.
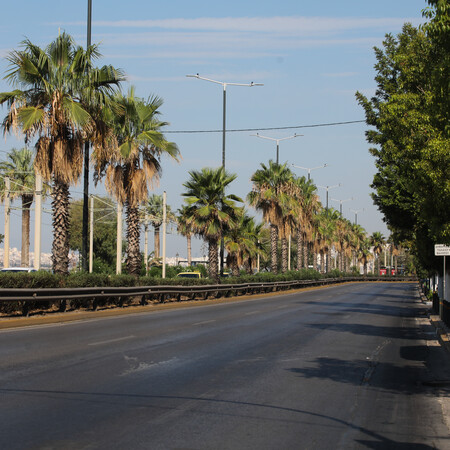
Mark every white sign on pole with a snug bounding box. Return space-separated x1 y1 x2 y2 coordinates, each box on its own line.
435 244 450 256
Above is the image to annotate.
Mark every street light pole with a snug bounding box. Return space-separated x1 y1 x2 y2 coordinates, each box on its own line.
331 197 353 215
292 163 327 181
252 133 302 164
317 184 341 213
187 74 263 276
186 74 263 170
350 208 364 225
82 0 93 272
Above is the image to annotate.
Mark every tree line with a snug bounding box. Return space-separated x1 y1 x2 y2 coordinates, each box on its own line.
0 27 418 279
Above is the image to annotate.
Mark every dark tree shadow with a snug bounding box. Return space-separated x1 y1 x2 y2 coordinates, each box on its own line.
0 387 441 449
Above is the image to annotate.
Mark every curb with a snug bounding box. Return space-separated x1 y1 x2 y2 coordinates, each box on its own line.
419 289 450 354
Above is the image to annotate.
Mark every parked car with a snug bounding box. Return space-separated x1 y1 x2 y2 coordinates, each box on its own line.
176 272 202 279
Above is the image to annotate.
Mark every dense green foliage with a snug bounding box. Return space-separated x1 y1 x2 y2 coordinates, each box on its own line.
356 3 450 273
69 197 118 273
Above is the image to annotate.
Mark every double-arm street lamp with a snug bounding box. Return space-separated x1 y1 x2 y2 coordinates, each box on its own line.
331 197 353 216
350 208 364 225
186 73 263 275
292 163 327 181
252 133 302 164
317 184 342 213
186 74 263 169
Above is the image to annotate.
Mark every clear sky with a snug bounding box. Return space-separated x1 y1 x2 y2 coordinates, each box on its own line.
0 0 428 259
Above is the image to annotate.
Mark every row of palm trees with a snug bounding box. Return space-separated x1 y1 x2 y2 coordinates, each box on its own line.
0 33 393 278
0 33 178 275
175 162 393 281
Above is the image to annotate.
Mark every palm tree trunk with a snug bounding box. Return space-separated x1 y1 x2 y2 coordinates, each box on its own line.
154 225 160 258
232 258 240 277
245 259 253 275
320 250 325 274
270 224 278 274
21 194 33 267
126 204 142 276
327 247 332 273
51 181 70 275
296 229 303 270
208 238 219 282
303 235 309 269
281 237 288 273
187 234 192 266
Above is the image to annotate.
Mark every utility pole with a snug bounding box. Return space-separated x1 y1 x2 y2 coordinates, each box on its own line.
34 174 42 270
162 191 167 279
4 177 10 268
89 195 94 273
82 0 93 272
144 212 149 274
116 202 122 274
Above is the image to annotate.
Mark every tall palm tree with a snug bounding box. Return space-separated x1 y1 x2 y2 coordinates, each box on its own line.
350 224 366 271
358 238 373 275
177 205 194 266
248 161 294 274
182 167 242 281
94 89 179 275
0 33 123 274
299 179 321 270
370 231 385 274
144 194 175 259
224 209 262 276
0 148 43 266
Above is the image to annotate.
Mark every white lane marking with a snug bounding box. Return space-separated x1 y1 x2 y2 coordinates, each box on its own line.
244 311 260 315
193 319 216 326
88 335 135 346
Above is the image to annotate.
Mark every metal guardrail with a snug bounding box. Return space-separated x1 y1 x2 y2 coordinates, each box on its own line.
0 276 417 316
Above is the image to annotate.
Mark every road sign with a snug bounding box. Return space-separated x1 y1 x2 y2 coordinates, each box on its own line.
435 244 450 256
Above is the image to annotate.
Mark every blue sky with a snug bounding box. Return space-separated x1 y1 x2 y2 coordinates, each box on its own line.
0 0 428 259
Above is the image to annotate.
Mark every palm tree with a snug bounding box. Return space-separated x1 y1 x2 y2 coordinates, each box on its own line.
94 89 179 276
349 224 366 272
0 148 43 266
358 238 373 275
145 194 176 259
299 179 321 270
370 231 385 275
182 167 242 281
224 209 262 276
0 33 123 274
177 205 194 266
248 161 294 274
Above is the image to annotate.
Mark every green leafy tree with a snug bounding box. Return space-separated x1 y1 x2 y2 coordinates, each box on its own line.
0 33 123 274
182 167 242 282
356 20 449 272
69 197 117 272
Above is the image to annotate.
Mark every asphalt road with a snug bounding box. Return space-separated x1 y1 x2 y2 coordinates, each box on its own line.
1 282 449 449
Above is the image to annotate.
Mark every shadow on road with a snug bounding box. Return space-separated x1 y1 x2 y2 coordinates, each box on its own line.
305 322 424 340
303 300 424 319
0 387 439 449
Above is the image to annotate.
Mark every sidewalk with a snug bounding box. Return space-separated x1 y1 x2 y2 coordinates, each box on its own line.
418 288 450 354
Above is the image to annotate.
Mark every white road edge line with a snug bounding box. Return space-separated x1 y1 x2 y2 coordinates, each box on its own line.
193 320 216 326
88 335 135 346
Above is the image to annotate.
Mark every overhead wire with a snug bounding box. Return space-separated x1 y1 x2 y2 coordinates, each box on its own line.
163 119 366 134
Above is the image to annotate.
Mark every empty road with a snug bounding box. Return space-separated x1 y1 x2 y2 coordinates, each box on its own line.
1 282 449 449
